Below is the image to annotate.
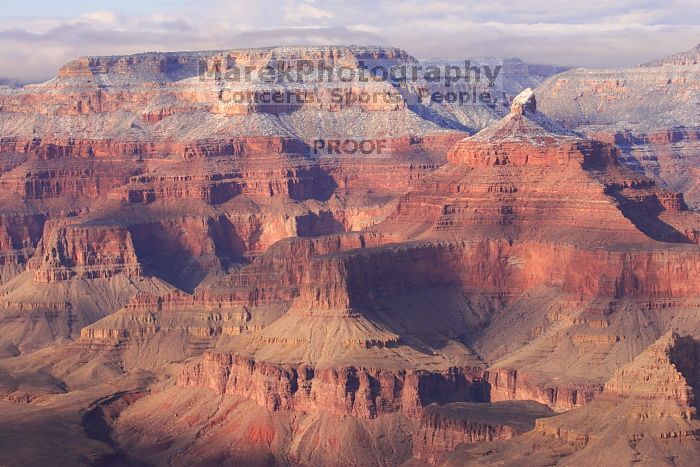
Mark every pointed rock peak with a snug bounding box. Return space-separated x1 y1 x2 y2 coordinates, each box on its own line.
455 87 580 146
510 88 536 115
604 330 698 408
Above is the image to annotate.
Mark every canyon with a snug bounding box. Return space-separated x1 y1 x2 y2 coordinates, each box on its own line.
0 44 698 466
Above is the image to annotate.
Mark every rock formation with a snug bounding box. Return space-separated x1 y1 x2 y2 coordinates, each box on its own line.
445 332 700 465
537 43 700 207
380 87 697 245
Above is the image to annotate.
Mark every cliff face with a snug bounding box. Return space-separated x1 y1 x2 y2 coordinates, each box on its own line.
29 223 142 282
0 212 45 279
379 88 697 245
296 239 700 313
485 368 602 412
530 332 700 463
0 45 482 151
441 332 700 466
536 44 700 207
413 400 555 463
602 332 699 411
0 159 142 200
178 352 485 419
110 383 556 467
76 233 393 369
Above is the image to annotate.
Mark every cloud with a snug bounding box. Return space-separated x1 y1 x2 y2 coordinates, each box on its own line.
285 2 334 22
0 0 698 82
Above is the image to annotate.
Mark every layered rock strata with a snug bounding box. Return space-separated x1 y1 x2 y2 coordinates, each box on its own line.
537 43 700 207
179 352 486 419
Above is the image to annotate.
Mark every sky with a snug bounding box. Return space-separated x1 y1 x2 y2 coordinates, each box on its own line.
0 0 698 82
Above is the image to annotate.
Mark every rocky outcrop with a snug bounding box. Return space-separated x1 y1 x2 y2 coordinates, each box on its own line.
0 213 45 278
197 232 390 306
76 232 393 366
413 401 555 463
178 351 486 419
529 332 700 461
29 223 141 282
603 332 698 410
377 88 695 247
509 88 537 115
485 368 603 412
0 158 142 199
442 333 700 466
536 44 700 207
78 289 254 341
642 43 700 67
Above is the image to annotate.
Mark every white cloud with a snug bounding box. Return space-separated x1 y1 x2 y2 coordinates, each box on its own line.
285 2 334 22
0 0 698 82
76 10 120 27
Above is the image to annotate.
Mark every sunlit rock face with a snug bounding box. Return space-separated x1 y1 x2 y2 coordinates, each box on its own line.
537 43 700 208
